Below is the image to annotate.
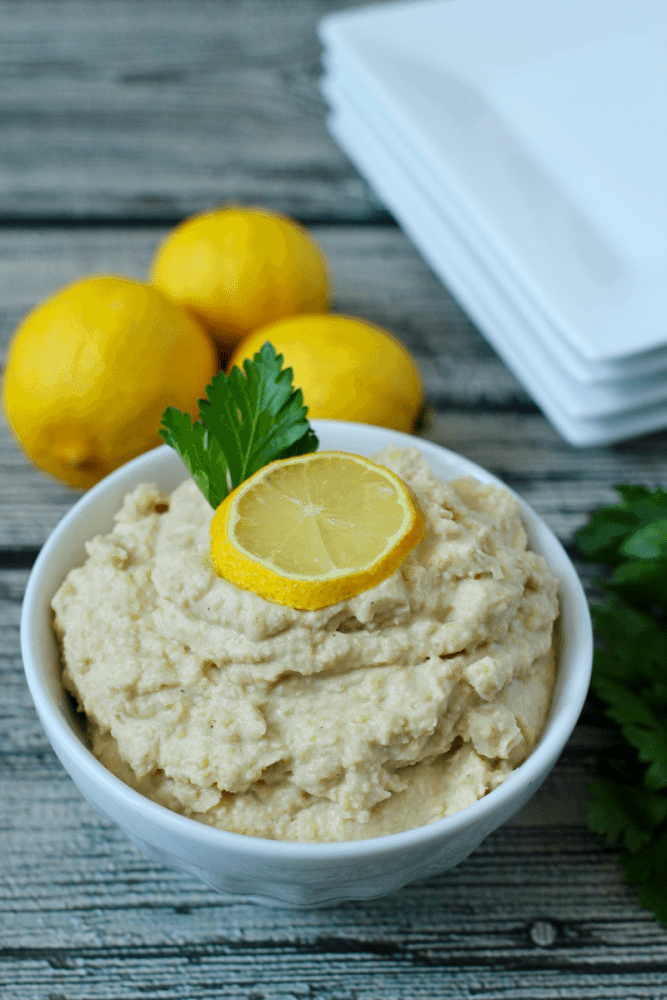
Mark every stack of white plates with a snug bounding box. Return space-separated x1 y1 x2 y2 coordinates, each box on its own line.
319 0 667 446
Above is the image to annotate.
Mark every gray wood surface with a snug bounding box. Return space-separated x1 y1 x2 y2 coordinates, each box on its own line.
2 0 667 997
0 0 384 223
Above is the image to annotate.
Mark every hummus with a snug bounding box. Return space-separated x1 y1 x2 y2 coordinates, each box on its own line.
52 447 559 842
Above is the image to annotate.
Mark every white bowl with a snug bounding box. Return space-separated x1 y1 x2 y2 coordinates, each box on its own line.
21 421 592 907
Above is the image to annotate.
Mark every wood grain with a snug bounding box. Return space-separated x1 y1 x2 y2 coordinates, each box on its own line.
2 566 664 999
0 0 386 222
2 225 666 549
2 0 667 993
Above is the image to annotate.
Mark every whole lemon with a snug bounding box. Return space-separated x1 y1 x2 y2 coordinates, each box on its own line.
3 276 218 489
150 206 330 353
229 314 424 433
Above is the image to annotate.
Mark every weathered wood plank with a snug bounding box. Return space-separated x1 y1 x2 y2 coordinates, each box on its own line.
3 744 666 998
3 787 667 1000
1 225 666 549
2 0 666 992
0 0 384 222
0 224 508 384
4 943 667 1000
2 576 666 996
0 226 667 548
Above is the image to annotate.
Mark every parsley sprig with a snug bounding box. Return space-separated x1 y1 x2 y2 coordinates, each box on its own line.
576 486 667 925
159 341 318 509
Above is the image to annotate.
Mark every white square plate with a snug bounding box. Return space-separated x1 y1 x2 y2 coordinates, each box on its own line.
322 46 667 388
324 80 667 444
322 70 667 421
319 0 667 364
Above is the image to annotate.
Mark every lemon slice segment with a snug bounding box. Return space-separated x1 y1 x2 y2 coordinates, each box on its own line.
210 451 424 610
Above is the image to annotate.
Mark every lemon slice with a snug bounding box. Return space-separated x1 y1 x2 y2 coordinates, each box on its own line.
210 451 424 610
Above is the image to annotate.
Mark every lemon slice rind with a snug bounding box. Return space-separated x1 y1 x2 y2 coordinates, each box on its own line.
210 451 424 610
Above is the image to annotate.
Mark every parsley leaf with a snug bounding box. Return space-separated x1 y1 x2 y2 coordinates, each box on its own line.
159 341 318 509
158 408 229 510
588 774 667 852
623 827 667 926
576 485 667 926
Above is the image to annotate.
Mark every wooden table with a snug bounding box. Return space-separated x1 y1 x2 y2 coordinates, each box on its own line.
2 2 666 997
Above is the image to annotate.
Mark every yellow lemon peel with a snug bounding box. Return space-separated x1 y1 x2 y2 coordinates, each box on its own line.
230 314 424 433
150 206 330 353
210 450 424 610
3 276 218 489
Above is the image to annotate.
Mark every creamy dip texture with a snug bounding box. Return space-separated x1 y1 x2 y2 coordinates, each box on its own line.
52 447 559 842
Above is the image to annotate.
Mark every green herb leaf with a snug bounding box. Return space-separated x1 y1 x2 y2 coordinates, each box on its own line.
577 485 667 927
621 520 667 561
576 485 667 566
576 508 637 561
622 827 667 926
593 677 667 790
159 341 318 509
159 408 229 508
588 775 667 852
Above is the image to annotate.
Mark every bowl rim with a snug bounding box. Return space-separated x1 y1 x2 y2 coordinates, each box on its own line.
21 420 593 858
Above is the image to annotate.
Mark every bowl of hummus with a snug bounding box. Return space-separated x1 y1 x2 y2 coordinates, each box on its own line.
21 421 592 906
